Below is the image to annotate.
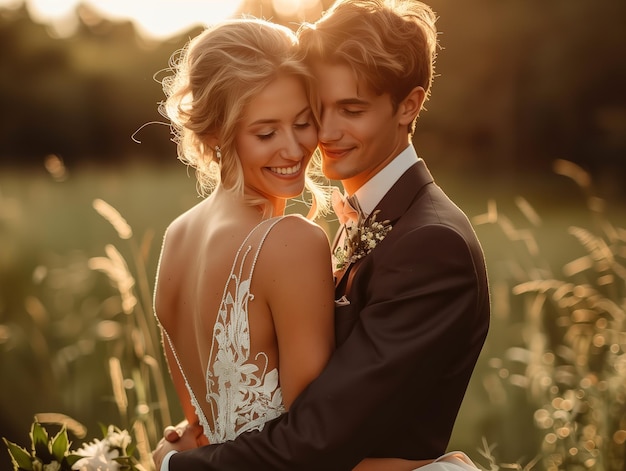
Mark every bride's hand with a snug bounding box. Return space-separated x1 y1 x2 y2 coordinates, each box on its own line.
162 420 187 443
163 420 206 445
153 420 206 470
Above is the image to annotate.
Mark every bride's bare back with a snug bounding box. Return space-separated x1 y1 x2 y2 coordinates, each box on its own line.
154 188 335 443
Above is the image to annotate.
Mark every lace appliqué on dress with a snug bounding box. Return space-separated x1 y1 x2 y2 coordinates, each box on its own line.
160 218 286 443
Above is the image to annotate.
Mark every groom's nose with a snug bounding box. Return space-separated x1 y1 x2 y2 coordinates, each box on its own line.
318 110 342 143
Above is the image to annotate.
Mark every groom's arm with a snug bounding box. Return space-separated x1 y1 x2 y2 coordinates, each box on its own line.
167 224 488 470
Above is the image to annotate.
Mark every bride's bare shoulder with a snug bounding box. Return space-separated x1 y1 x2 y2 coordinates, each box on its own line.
257 214 331 269
272 214 329 245
162 200 209 244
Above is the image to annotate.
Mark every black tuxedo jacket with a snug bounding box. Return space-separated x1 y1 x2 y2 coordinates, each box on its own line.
170 160 490 470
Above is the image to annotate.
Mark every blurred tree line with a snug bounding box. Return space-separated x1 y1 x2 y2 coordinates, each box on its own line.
1 0 625 196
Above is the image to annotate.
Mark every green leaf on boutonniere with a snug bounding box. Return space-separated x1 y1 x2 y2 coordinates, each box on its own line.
2 438 33 471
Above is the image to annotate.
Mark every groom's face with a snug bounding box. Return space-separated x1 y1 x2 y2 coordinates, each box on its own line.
311 61 410 194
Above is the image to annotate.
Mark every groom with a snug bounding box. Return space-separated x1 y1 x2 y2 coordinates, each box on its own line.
155 0 490 469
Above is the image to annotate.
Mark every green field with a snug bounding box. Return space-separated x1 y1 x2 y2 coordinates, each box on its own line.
1 162 625 470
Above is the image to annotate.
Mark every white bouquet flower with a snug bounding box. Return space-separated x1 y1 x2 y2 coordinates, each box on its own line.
3 421 140 471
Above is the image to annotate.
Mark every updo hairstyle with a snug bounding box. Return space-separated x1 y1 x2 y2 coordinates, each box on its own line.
162 18 328 217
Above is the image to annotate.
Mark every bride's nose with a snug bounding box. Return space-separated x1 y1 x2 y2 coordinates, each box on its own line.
280 131 305 160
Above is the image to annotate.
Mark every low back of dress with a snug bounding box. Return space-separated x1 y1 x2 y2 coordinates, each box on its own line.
158 217 286 443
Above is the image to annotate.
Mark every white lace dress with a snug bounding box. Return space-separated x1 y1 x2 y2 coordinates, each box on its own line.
158 217 286 443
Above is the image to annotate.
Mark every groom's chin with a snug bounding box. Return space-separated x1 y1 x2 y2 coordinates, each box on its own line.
321 162 344 182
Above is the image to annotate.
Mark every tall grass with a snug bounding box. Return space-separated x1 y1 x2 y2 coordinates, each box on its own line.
86 198 171 469
1 195 174 469
0 163 199 470
473 160 626 470
1 159 625 470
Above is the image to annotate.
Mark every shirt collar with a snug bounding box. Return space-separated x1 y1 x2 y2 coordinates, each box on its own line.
352 144 420 217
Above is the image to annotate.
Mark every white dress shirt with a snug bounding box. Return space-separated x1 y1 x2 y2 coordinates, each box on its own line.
161 450 177 471
352 143 420 215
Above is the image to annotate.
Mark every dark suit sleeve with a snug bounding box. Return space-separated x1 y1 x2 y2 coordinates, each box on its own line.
170 223 485 470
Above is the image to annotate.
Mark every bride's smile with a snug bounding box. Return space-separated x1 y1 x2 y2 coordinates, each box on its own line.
267 161 302 176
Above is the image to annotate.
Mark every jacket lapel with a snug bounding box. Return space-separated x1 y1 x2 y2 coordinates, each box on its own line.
332 226 350 286
371 159 434 226
333 160 434 289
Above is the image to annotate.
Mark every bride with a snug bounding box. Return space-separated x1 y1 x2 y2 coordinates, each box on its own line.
153 17 335 446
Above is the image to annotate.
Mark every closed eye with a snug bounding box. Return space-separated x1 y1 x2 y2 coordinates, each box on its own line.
257 131 275 141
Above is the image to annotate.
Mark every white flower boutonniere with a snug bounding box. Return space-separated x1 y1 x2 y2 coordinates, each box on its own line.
334 210 392 271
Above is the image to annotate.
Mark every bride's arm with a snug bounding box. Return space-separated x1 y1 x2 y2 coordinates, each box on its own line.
260 217 335 408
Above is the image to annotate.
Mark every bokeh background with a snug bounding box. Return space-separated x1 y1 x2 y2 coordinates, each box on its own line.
1 0 625 469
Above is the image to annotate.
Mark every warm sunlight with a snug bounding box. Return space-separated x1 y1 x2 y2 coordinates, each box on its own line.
0 0 325 39
1 0 246 39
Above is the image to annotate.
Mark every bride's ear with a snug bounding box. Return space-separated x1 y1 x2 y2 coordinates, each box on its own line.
204 131 220 150
398 86 426 126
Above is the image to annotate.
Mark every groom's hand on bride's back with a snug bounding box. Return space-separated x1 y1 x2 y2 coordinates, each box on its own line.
152 421 206 470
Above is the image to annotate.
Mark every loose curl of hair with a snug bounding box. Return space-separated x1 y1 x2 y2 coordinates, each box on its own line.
298 0 438 135
161 18 329 218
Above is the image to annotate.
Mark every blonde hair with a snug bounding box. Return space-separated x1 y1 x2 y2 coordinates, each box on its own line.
298 0 438 133
161 18 329 217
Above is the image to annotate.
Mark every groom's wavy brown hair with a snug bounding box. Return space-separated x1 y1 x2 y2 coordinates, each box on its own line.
298 0 438 134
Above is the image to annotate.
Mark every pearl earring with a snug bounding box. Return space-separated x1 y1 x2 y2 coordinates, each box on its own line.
215 146 222 160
